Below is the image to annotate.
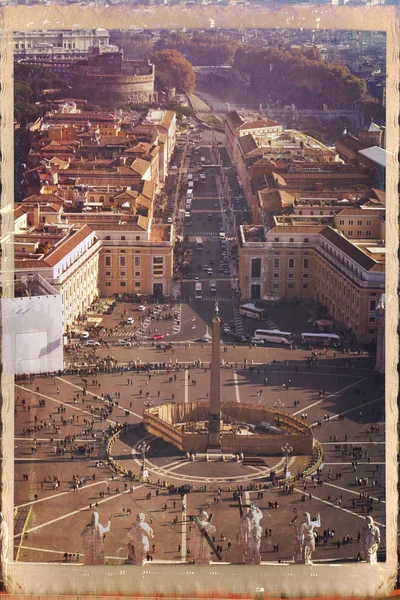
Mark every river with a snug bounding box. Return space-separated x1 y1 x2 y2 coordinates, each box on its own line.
194 79 263 112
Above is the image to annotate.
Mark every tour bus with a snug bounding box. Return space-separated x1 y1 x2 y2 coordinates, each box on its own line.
254 329 294 345
196 237 204 251
195 282 203 300
300 332 341 347
239 303 267 320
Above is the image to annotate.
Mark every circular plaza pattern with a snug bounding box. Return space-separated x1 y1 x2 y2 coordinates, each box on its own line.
13 342 385 567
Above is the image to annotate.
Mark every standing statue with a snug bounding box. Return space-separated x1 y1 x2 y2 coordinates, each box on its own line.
127 513 154 565
238 504 263 564
191 510 216 564
360 516 381 564
81 512 111 565
293 512 320 564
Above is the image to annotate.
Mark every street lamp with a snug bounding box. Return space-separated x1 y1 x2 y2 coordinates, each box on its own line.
137 441 150 479
281 443 293 479
273 399 284 425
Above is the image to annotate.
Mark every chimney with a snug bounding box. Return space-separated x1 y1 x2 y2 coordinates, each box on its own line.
33 203 41 228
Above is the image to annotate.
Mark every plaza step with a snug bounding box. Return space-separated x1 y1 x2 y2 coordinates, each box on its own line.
243 456 266 466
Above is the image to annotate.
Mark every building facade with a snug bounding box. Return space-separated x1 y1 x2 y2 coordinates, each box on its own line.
239 223 385 341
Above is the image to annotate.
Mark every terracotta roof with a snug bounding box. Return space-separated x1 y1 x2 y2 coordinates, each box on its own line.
142 180 154 200
136 194 151 209
272 172 288 187
159 110 175 131
226 110 244 130
335 207 384 216
15 258 47 269
370 189 386 205
114 189 138 199
23 194 64 205
268 225 326 234
49 157 70 168
240 118 280 130
130 158 151 177
126 141 152 154
43 225 95 267
252 157 276 168
320 227 376 270
87 223 144 232
14 205 28 219
336 133 360 154
238 134 258 155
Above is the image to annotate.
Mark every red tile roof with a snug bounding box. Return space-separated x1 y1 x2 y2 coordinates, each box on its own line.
43 225 94 267
240 118 280 130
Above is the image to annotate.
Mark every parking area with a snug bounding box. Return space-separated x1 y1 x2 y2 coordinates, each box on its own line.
69 300 182 346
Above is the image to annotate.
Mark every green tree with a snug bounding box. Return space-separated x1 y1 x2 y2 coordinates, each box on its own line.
150 49 196 93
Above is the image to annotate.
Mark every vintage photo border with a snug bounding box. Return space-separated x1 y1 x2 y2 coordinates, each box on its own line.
0 4 399 596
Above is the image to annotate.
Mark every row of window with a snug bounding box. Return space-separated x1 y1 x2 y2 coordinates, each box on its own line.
105 281 141 288
270 283 309 290
343 231 373 238
251 257 310 277
339 220 373 226
105 256 145 267
105 235 142 242
272 272 309 279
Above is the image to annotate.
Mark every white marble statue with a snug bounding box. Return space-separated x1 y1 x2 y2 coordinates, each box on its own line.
127 513 154 565
81 511 111 565
360 516 381 564
293 512 320 564
238 504 263 564
191 510 216 564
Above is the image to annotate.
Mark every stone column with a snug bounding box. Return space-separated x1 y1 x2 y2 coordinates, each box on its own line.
208 301 222 448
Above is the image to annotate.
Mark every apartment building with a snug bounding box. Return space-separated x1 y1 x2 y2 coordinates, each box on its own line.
15 224 100 329
239 222 385 341
14 103 177 332
225 111 283 163
96 223 173 298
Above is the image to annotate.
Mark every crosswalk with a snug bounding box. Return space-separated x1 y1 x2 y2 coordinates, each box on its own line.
107 304 181 339
188 232 220 237
233 307 245 335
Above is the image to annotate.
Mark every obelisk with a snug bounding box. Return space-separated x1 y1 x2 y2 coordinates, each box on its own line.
208 300 222 448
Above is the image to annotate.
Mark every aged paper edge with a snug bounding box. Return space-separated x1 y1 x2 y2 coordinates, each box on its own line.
0 4 398 597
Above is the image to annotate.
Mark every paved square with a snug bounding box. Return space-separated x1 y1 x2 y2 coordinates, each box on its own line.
14 345 385 565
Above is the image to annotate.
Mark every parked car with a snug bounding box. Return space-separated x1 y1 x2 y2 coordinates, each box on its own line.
230 332 247 343
251 337 265 346
118 340 132 347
